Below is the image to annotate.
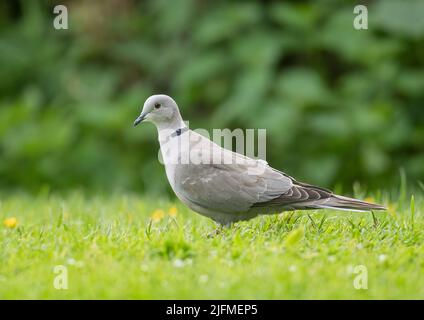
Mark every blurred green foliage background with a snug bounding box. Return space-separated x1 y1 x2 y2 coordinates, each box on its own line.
0 0 423 194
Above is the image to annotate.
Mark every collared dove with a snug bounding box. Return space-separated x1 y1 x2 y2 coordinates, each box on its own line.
134 94 386 225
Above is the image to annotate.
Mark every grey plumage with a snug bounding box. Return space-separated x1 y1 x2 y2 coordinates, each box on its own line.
134 94 386 225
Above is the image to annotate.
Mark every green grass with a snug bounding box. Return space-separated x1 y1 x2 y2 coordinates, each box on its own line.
0 190 423 299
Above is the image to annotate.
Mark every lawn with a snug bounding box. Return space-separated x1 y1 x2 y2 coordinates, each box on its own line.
0 190 423 299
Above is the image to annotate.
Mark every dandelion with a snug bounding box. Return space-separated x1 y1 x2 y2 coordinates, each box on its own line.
168 206 178 218
151 209 165 222
364 197 375 204
3 217 18 229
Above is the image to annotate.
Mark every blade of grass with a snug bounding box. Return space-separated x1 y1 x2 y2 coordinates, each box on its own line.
410 194 415 231
399 168 407 209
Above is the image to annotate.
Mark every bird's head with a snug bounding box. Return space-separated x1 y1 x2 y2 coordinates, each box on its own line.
134 94 181 128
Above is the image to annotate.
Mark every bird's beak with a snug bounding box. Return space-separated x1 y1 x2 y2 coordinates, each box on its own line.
133 113 146 127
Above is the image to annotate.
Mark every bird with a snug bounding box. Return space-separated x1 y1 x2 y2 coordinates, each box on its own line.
134 94 386 226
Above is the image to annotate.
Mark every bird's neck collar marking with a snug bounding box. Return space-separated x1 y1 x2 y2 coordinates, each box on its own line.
171 126 188 138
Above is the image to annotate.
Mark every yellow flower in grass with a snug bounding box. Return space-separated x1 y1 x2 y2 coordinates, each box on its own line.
151 209 165 222
364 197 376 204
168 206 178 218
3 217 18 229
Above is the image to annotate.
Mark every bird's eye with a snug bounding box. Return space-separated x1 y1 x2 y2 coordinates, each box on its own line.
154 103 161 109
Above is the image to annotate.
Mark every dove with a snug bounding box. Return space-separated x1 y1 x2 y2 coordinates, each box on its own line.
134 94 386 225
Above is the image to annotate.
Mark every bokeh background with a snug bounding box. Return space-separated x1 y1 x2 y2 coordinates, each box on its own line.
0 0 423 195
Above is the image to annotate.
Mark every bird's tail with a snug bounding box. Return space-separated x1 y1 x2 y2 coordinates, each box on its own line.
317 195 386 212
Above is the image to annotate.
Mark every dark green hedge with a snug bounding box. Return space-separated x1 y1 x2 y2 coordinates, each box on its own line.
0 0 423 194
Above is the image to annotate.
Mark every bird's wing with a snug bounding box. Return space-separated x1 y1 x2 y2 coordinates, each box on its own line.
250 181 333 209
174 132 382 213
175 134 293 213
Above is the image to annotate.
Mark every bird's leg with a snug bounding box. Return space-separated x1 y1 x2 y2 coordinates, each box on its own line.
206 222 232 238
206 224 223 238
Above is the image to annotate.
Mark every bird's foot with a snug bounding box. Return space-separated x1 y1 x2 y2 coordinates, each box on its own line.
206 222 232 238
206 227 222 238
